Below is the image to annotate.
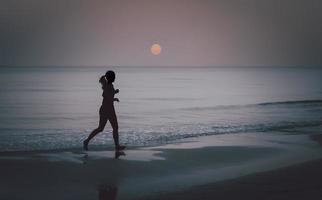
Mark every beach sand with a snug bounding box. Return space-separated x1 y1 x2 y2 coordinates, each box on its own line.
147 158 322 200
0 132 322 200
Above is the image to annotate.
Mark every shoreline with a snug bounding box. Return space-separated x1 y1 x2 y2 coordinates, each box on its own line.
0 132 321 200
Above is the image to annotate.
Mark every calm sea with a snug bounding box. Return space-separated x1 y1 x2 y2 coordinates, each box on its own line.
0 66 322 151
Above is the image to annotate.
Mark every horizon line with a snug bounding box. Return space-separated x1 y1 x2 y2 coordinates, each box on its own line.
1 65 322 68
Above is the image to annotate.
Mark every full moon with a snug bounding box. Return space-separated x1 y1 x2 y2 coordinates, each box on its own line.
151 44 162 55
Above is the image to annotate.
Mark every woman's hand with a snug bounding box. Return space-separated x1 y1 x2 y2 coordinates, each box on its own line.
115 89 119 94
114 98 120 102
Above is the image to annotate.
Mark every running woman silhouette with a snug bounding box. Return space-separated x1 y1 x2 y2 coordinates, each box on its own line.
83 70 125 151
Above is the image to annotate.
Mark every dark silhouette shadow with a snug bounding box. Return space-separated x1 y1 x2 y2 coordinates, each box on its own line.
98 185 118 200
81 150 126 164
83 70 126 151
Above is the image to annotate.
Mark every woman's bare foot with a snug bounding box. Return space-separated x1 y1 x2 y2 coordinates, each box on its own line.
114 151 126 159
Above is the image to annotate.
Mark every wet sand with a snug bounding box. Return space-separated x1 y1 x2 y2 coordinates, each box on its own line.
146 157 322 200
144 134 322 200
0 133 321 200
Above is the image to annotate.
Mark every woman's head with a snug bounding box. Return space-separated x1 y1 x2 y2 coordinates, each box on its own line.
105 70 116 83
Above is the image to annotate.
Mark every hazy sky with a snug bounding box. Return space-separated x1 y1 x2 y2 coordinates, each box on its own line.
1 0 322 66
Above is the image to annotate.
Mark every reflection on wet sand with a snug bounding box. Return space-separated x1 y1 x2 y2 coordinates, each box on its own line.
82 150 126 164
99 185 118 200
95 151 124 199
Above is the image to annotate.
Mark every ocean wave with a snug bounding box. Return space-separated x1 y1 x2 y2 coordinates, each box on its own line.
182 99 322 111
130 121 322 145
211 121 322 134
0 120 321 152
258 100 322 106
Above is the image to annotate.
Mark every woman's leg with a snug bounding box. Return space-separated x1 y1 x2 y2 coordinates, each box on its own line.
109 112 125 150
108 112 119 147
83 114 108 150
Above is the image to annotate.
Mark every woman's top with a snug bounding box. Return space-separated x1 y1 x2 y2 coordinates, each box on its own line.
102 84 116 107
